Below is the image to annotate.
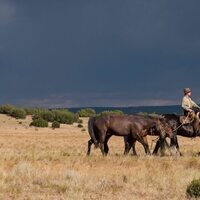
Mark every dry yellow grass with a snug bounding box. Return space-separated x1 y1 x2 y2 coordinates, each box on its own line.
0 114 199 200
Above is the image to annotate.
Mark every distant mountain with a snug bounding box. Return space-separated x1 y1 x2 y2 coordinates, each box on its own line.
68 105 183 115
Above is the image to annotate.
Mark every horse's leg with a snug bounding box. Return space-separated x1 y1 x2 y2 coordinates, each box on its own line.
152 138 161 156
143 136 151 155
87 139 93 156
131 139 137 156
104 135 112 156
134 134 151 155
159 135 166 157
170 135 182 156
124 136 132 155
99 131 106 156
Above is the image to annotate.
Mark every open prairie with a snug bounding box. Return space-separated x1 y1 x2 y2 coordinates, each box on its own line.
0 114 199 200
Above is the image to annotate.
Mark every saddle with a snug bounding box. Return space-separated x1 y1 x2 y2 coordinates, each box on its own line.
179 112 200 125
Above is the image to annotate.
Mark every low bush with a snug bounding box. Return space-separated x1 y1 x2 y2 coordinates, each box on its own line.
77 108 96 117
52 121 60 129
186 178 200 198
11 108 26 119
0 104 16 115
30 119 48 128
53 110 78 124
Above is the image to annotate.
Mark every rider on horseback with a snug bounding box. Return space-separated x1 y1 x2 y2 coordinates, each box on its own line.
182 88 200 116
182 88 200 137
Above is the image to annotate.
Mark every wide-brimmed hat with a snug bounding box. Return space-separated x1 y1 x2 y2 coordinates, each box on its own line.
184 88 191 94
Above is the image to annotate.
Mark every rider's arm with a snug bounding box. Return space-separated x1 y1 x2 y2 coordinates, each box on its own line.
190 99 200 109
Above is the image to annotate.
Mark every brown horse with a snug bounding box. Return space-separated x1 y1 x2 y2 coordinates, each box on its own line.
87 114 175 156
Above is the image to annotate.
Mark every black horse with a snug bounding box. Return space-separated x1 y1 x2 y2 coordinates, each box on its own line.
87 114 175 156
152 113 200 155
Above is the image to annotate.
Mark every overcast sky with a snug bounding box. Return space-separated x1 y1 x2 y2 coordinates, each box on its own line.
1 0 200 108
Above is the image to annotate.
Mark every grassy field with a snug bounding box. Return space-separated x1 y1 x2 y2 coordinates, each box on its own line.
0 114 199 200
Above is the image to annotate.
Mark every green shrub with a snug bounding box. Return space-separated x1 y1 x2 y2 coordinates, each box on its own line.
30 119 48 128
11 108 26 119
0 104 16 115
77 124 83 128
52 110 78 124
42 111 55 122
52 121 60 129
77 108 96 117
100 110 124 116
186 179 200 198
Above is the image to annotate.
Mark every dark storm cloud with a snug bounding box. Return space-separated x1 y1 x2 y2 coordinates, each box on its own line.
1 0 200 107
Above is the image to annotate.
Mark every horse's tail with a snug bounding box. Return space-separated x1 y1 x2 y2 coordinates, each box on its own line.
88 117 99 148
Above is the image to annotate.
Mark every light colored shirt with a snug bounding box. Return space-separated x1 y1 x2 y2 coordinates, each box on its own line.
182 96 200 111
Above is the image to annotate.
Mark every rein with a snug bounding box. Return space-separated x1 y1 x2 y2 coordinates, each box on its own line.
172 113 195 133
